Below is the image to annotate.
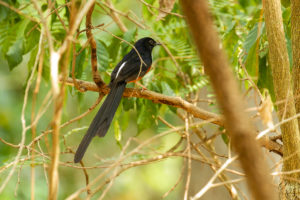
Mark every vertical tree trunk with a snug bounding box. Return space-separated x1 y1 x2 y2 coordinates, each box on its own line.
263 0 300 199
180 0 277 199
291 0 300 129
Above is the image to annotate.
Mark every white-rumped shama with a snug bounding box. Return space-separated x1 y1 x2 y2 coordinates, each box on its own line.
74 37 160 163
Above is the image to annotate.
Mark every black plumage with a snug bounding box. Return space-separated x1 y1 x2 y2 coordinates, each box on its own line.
74 37 160 163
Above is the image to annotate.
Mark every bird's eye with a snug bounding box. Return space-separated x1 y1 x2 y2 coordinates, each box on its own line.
149 40 155 45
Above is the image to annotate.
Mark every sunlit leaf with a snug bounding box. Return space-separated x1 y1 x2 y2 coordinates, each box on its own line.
114 121 121 141
244 23 264 54
245 45 259 78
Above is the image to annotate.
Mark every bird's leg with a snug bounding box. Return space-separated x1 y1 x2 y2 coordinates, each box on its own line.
135 81 148 91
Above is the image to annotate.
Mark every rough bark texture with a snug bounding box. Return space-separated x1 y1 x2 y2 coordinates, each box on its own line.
291 0 300 132
279 1 300 199
180 1 277 200
280 181 300 200
263 0 300 199
263 0 300 175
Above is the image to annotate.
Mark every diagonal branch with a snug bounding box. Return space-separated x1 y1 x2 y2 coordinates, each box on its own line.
65 77 222 125
180 0 278 199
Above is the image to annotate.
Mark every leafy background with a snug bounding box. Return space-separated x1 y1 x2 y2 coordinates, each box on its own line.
0 0 292 199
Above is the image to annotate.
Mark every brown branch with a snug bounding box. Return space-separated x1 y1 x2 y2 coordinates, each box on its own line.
65 77 283 156
105 0 127 32
86 3 105 88
49 0 89 198
180 1 278 200
65 77 222 125
97 1 146 29
137 0 184 18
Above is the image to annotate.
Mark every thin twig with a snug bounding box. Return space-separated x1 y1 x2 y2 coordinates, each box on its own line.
0 31 43 193
191 156 238 200
183 117 192 200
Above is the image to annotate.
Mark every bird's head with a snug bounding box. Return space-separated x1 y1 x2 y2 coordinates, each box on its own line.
134 37 161 51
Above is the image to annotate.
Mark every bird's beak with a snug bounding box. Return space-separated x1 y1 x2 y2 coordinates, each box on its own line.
156 42 161 46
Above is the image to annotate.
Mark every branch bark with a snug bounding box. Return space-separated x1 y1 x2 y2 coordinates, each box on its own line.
49 1 97 199
86 3 105 88
48 1 78 198
65 78 283 156
66 77 222 124
180 0 277 199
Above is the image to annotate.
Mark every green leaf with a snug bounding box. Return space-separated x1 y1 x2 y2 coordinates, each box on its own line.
42 50 50 81
237 0 248 9
121 28 137 53
281 0 290 7
51 20 66 41
137 99 158 133
74 48 86 78
137 105 148 133
0 3 9 22
108 35 122 62
286 37 292 68
27 45 38 71
245 44 259 79
221 133 229 145
114 99 129 135
244 23 264 54
5 38 24 70
122 98 134 111
161 81 174 96
64 1 70 21
119 111 129 132
257 55 275 102
75 91 83 104
24 22 40 54
96 40 110 72
0 19 28 59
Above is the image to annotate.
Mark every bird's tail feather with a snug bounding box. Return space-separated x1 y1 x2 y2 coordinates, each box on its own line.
74 82 126 163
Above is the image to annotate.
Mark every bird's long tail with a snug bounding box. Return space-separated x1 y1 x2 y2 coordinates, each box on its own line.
74 82 126 163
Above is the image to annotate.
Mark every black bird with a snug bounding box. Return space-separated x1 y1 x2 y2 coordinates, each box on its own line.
74 37 160 163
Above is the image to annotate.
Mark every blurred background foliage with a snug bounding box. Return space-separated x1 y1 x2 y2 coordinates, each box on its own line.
0 0 292 199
